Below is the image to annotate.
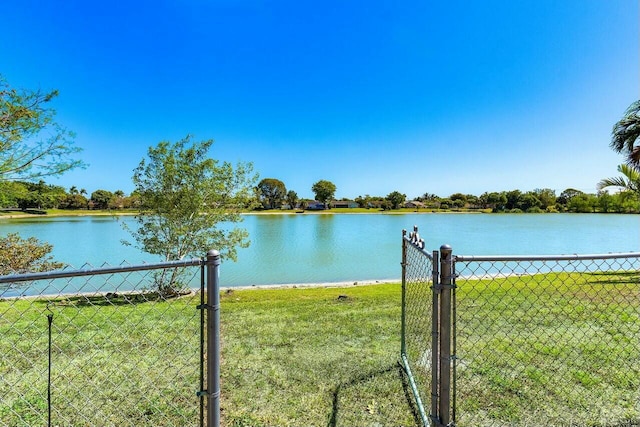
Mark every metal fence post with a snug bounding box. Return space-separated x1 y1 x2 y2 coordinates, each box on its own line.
431 249 440 425
206 250 221 427
439 244 453 426
430 251 440 422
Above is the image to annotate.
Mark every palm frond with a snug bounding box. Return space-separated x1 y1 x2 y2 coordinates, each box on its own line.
611 100 640 170
597 176 628 191
598 163 640 194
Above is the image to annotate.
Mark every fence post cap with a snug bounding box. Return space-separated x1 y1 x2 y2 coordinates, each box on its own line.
440 244 452 252
207 250 221 259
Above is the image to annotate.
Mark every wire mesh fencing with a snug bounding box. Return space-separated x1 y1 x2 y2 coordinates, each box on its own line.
401 229 436 427
0 259 210 427
453 253 640 427
401 227 640 427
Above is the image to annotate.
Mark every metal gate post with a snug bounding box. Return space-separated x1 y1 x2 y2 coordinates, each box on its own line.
431 249 440 426
206 250 221 427
439 244 453 426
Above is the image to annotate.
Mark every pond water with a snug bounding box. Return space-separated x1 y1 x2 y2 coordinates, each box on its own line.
0 213 638 290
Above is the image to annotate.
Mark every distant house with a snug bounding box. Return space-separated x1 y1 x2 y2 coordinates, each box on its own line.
332 200 358 209
405 200 426 209
306 201 326 210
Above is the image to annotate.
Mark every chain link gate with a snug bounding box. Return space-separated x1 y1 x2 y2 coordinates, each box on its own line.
0 251 222 427
401 228 454 427
401 227 640 427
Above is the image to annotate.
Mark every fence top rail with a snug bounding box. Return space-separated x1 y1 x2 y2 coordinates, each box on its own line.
0 258 205 284
454 252 640 263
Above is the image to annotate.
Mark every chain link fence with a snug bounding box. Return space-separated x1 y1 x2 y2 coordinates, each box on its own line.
0 258 215 427
453 253 640 427
401 228 640 427
401 228 436 427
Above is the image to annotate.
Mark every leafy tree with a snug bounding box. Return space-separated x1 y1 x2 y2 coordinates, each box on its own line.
385 191 406 210
567 193 597 213
597 191 614 213
355 195 368 208
486 192 507 212
355 194 380 208
90 189 114 209
122 193 141 209
285 190 298 210
13 180 65 210
520 192 542 212
439 198 452 210
421 193 440 202
505 190 523 211
0 74 84 181
445 193 479 209
0 76 76 275
60 193 88 209
616 192 640 213
311 180 336 209
0 180 28 208
257 178 286 209
452 199 466 209
557 188 584 208
450 193 467 203
611 100 640 171
127 136 257 293
421 193 441 209
533 188 556 210
465 194 479 209
0 233 64 275
597 164 640 197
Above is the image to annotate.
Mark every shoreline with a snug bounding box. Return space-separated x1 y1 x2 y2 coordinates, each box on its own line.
221 278 400 291
0 209 498 220
3 209 636 220
0 211 137 220
1 279 401 300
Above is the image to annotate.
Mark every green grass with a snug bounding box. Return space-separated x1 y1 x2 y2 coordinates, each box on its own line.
218 284 417 426
2 273 639 426
1 293 203 427
424 271 640 426
0 284 419 427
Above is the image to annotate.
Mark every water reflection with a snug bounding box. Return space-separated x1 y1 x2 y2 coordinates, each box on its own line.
311 214 337 266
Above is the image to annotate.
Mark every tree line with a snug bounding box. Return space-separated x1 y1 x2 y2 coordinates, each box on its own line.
0 180 139 211
253 179 640 214
2 176 638 214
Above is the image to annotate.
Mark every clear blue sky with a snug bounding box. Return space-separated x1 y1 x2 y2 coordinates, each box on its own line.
1 0 638 200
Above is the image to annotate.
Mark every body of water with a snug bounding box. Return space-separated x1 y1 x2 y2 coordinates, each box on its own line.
0 213 638 289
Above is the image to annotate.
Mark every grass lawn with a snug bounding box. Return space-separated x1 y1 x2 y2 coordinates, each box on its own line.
0 283 419 427
452 271 640 427
218 284 417 427
1 273 639 426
